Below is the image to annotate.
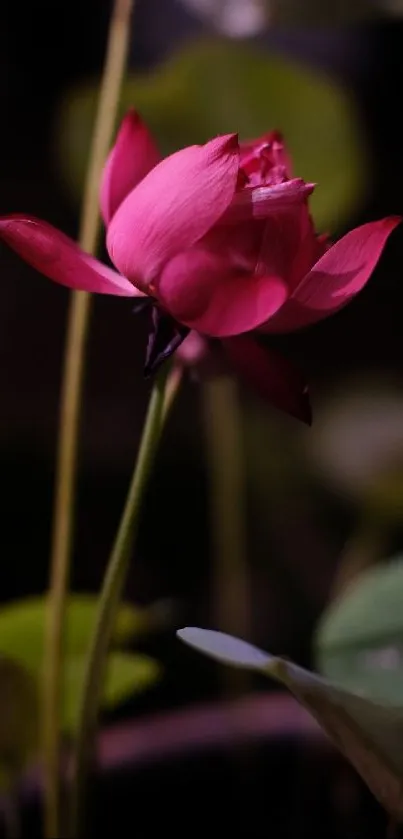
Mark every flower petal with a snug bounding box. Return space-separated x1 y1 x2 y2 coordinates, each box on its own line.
223 336 311 424
100 109 161 226
0 215 140 296
156 247 288 337
222 179 315 224
240 130 293 186
106 134 240 291
256 205 327 291
264 216 401 333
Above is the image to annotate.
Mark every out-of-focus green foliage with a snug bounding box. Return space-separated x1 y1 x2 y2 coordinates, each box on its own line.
0 595 162 776
63 652 161 733
0 658 38 788
316 557 403 704
178 626 403 819
55 40 367 231
0 594 155 671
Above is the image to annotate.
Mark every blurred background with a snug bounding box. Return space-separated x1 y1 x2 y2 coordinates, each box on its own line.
2 0 403 835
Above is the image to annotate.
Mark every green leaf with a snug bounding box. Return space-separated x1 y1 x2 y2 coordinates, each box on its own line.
55 39 367 231
178 627 403 818
0 594 153 674
315 557 403 704
0 657 38 786
63 652 161 734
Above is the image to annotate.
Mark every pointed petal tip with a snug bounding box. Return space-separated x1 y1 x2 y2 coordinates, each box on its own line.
0 214 138 296
101 109 161 226
208 133 239 156
266 215 402 333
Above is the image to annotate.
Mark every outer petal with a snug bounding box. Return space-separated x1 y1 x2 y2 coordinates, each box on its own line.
100 109 161 226
223 336 311 424
222 179 315 224
256 205 327 290
107 134 240 290
156 247 288 338
0 215 140 296
264 216 401 333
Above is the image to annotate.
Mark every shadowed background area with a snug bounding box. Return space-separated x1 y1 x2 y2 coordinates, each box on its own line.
2 1 403 835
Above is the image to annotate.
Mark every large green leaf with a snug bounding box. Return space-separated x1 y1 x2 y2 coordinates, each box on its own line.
63 652 161 734
0 657 38 786
0 594 154 673
55 40 367 231
178 626 403 818
0 599 161 765
315 558 403 704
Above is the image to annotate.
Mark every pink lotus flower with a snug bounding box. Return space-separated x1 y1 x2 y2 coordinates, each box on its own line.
0 110 399 423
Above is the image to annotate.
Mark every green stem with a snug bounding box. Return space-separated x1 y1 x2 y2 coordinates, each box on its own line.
203 376 251 686
70 365 171 837
42 1 134 836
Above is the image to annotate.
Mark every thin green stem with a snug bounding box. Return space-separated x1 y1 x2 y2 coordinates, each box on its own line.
70 365 171 837
203 376 251 688
42 1 134 836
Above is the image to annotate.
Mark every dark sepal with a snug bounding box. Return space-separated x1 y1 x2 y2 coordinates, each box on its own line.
144 305 190 377
132 296 153 315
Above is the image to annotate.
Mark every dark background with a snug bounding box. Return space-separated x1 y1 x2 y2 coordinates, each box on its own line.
1 2 403 835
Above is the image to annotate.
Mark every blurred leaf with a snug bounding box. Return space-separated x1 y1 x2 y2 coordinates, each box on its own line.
0 594 155 674
0 657 38 786
315 557 403 704
63 652 161 734
178 627 403 818
55 40 367 231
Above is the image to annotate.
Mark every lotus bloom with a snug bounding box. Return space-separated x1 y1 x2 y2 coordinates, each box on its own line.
0 110 399 422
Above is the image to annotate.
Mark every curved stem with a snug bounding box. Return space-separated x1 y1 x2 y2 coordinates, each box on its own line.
43 1 134 836
70 365 172 837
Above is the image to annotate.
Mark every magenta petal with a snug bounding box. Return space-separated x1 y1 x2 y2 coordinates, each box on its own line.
100 109 161 226
107 134 240 290
0 215 140 296
223 336 311 424
264 216 401 333
157 248 288 337
222 179 315 224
